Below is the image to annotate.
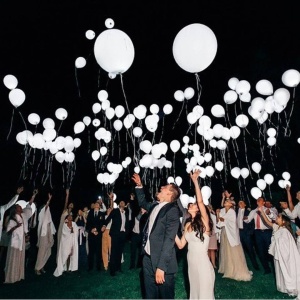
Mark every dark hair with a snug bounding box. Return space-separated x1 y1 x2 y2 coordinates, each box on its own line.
169 183 181 202
189 205 213 242
281 214 294 239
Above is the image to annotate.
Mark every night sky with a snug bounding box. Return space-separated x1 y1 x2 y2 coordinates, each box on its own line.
0 0 300 215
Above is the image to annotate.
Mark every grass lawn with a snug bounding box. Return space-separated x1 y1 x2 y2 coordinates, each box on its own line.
0 241 295 299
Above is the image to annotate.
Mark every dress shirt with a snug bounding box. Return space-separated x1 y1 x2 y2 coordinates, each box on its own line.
120 209 126 232
237 208 245 229
244 207 273 230
284 202 300 220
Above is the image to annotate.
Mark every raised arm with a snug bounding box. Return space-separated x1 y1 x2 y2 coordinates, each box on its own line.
45 192 52 210
258 207 273 228
63 188 70 211
1 186 24 212
190 170 209 228
28 189 38 205
286 185 294 211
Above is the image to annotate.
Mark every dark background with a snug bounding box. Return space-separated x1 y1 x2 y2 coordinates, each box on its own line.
0 0 300 223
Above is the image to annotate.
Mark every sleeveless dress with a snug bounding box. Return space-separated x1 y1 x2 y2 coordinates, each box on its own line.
185 231 215 299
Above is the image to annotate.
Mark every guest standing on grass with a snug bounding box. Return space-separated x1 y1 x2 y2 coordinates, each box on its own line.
175 170 215 299
216 198 252 281
74 208 87 270
54 214 78 277
259 207 300 299
4 189 37 283
132 173 180 299
35 192 56 275
57 189 73 260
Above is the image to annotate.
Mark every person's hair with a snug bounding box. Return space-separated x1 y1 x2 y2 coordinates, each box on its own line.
281 214 294 239
65 214 72 220
169 183 181 202
188 205 213 242
8 205 19 224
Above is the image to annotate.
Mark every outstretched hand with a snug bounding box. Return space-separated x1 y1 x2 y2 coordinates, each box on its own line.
132 173 142 186
190 169 201 182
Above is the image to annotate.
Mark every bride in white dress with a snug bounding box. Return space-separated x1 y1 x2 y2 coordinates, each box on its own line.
175 170 215 300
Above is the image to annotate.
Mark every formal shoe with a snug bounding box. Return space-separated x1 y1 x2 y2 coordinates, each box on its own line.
35 270 41 275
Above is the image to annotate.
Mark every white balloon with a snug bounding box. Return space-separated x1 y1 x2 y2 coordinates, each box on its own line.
105 18 115 29
184 87 195 100
174 90 185 102
65 152 75 163
140 140 152 154
267 137 276 146
85 30 95 40
3 74 18 89
105 107 115 120
163 104 173 115
267 128 276 137
134 166 140 174
92 103 101 114
205 166 214 177
187 112 198 125
235 114 249 128
211 104 225 118
133 105 147 120
175 176 182 186
170 140 180 153
240 168 250 179
150 104 159 114
74 121 85 134
193 105 204 119
204 153 212 162
43 118 55 129
213 124 224 138
235 80 251 95
201 186 212 204
55 151 65 164
133 127 143 138
239 92 251 103
64 136 74 152
92 150 100 161
83 116 91 126
115 105 125 118
43 128 56 142
209 139 217 148
231 167 241 179
274 88 290 106
278 179 285 189
92 118 100 127
250 187 262 199
255 79 273 96
108 72 117 79
224 90 238 104
167 176 175 184
28 113 40 125
217 140 227 150
282 171 291 181
264 174 274 185
100 146 108 156
172 23 217 73
284 180 291 188
228 77 239 90
94 29 134 74
257 179 267 191
98 90 108 101
9 88 25 108
251 162 261 174
74 138 81 148
75 57 86 68
230 126 241 139
282 69 300 87
55 108 68 120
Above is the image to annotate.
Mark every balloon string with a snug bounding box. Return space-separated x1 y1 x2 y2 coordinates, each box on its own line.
225 104 232 128
195 73 202 105
7 108 15 140
120 74 131 115
172 101 185 130
242 129 253 180
284 87 296 137
62 164 65 189
269 148 278 177
75 67 81 98
33 149 44 188
159 116 165 143
268 185 273 201
57 120 64 134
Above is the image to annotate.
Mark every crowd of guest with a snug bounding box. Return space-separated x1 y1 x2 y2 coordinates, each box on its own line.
0 178 300 300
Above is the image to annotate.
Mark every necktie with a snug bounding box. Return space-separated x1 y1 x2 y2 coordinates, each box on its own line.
256 212 261 229
95 211 98 217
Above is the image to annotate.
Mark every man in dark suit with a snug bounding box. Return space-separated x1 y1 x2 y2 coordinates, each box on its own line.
237 200 259 270
131 173 180 299
101 194 129 276
86 202 105 271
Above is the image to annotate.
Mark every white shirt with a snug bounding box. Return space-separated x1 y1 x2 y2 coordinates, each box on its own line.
237 208 245 229
244 207 273 230
284 202 300 220
145 201 168 255
120 209 126 232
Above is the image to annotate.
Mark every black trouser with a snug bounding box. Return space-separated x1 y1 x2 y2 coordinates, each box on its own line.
130 232 142 268
254 229 273 272
239 229 259 269
110 232 127 274
88 233 102 270
142 254 175 299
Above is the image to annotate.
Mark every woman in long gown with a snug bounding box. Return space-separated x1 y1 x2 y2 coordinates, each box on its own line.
259 207 300 298
216 199 252 281
35 193 56 275
175 170 215 300
5 189 37 283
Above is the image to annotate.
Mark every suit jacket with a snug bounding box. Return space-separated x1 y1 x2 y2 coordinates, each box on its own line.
135 187 180 274
237 207 255 234
86 209 106 234
104 208 129 237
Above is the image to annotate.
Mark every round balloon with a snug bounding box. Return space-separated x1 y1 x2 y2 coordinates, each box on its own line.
172 23 217 73
94 29 135 74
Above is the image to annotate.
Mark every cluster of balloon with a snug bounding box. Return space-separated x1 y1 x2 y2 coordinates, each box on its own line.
278 171 291 189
